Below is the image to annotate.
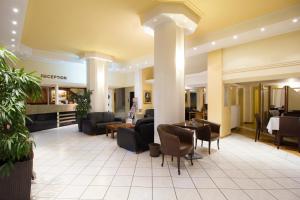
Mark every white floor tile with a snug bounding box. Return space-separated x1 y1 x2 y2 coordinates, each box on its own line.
153 176 174 188
232 178 261 189
90 175 113 186
57 185 87 199
128 187 152 200
132 176 152 187
192 177 217 189
152 168 170 176
117 167 135 176
70 175 94 186
212 178 239 189
268 189 300 200
153 187 177 200
244 190 277 200
172 177 195 188
111 175 132 186
254 178 284 189
197 188 226 200
80 186 108 200
175 188 202 200
104 186 130 200
221 189 251 200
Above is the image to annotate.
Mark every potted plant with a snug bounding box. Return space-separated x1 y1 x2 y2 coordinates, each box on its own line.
0 48 41 200
72 90 92 131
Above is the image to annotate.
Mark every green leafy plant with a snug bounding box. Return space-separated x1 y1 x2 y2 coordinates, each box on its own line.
72 90 92 119
0 48 41 176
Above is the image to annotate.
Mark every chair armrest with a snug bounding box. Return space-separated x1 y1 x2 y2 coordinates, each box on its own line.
117 128 138 151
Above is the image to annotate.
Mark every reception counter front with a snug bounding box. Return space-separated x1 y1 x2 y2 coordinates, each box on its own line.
26 104 77 132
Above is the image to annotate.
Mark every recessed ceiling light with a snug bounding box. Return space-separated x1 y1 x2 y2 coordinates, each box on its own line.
292 18 298 23
11 44 15 47
12 30 16 35
233 35 238 39
260 27 265 32
12 21 17 25
153 18 158 22
193 47 197 50
211 41 216 45
11 38 15 42
145 61 148 64
12 8 19 13
129 66 132 69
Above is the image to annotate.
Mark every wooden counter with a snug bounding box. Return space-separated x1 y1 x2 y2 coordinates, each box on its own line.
26 104 76 115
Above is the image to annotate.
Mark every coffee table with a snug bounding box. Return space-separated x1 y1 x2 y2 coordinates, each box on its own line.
174 120 206 160
106 123 135 138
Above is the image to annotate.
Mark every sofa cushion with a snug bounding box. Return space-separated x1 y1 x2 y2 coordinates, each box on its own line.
102 112 115 122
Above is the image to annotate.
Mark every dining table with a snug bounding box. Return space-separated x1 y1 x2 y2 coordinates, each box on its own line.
173 120 206 160
266 116 280 134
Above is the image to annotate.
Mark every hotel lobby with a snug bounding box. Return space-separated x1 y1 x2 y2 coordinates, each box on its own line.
1 0 300 200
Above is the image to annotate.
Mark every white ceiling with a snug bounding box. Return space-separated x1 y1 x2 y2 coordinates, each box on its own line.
0 0 28 50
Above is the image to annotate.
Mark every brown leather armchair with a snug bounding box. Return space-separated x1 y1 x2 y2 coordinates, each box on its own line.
157 124 194 175
194 119 220 154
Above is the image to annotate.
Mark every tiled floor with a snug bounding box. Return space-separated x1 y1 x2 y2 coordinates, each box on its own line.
31 125 300 200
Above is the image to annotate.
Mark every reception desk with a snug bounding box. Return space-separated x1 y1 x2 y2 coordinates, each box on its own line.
26 104 77 132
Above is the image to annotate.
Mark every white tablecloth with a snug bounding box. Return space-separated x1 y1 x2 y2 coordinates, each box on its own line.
267 117 279 134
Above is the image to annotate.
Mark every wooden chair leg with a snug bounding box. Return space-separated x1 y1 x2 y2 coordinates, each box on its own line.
190 154 193 165
201 140 203 147
177 156 181 175
171 156 173 162
161 153 164 167
258 129 261 140
208 141 211 154
195 139 197 150
217 139 220 150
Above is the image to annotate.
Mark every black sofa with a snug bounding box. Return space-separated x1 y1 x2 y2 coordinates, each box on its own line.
144 109 154 118
26 113 57 132
82 112 122 135
117 118 154 152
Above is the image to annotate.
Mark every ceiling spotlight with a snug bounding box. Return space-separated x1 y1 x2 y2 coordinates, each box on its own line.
211 41 216 45
260 27 265 32
12 8 19 13
129 66 132 69
153 18 158 22
12 30 16 35
11 38 15 42
292 18 298 23
11 44 15 48
193 47 197 50
12 21 17 25
233 35 238 39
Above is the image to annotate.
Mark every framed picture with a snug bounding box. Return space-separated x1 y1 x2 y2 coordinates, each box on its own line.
144 90 152 104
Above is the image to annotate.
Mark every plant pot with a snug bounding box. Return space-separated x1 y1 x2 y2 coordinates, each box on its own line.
0 158 33 200
78 118 83 132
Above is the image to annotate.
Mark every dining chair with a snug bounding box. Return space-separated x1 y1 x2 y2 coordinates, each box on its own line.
254 113 262 142
277 116 300 152
194 119 220 154
157 124 194 175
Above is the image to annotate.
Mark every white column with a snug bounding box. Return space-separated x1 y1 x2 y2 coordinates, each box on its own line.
134 68 143 111
55 84 59 105
86 58 108 112
196 88 204 111
153 20 185 131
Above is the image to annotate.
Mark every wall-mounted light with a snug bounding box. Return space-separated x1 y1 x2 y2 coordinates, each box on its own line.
260 27 265 32
12 8 19 13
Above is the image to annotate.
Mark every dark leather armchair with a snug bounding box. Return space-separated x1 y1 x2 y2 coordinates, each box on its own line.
277 116 300 152
144 109 154 118
82 112 122 135
157 124 194 175
117 118 154 153
194 119 220 154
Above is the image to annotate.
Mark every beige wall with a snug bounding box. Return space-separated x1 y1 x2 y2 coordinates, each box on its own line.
142 67 154 110
288 88 300 111
223 31 300 83
108 71 134 88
